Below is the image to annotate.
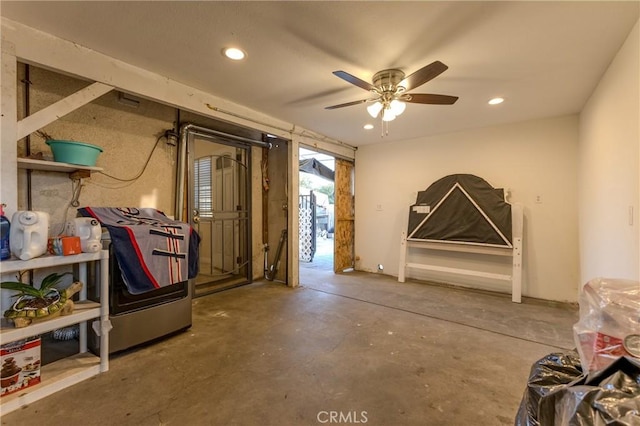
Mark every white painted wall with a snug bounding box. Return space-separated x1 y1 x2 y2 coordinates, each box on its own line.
578 20 639 284
355 115 581 302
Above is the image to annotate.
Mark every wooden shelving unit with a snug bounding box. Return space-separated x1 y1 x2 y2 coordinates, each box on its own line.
0 250 110 415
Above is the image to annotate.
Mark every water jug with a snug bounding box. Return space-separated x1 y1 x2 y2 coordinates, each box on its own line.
66 218 102 253
0 204 10 260
10 211 49 261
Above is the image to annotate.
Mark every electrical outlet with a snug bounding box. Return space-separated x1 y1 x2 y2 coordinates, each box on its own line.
376 204 383 211
535 195 542 204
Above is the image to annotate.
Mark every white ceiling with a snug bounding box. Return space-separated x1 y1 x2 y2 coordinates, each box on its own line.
2 1 638 147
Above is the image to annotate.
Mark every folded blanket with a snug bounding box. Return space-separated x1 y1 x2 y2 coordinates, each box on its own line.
78 207 200 295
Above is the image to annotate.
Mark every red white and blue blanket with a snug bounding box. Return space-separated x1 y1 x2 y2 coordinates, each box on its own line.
78 207 200 295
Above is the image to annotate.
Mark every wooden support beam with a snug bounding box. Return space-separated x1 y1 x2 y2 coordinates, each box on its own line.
16 82 113 140
1 40 18 218
287 136 300 287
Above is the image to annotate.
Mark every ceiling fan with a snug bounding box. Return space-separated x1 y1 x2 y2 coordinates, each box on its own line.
325 60 458 130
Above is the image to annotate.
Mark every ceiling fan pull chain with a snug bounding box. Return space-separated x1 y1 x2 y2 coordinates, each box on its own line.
382 116 389 137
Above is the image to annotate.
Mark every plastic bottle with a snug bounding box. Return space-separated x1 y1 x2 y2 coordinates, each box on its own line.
0 203 10 260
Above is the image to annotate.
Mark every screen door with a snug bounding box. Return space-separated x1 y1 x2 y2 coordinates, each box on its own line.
190 133 250 296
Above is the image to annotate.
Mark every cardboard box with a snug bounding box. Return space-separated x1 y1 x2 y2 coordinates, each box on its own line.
48 236 82 256
1 337 41 397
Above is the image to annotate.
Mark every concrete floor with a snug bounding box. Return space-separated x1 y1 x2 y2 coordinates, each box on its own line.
1 270 578 425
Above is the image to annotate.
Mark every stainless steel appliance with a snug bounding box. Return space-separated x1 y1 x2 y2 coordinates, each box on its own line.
88 244 192 354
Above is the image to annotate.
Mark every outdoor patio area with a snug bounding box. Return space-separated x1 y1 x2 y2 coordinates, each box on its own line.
300 233 333 271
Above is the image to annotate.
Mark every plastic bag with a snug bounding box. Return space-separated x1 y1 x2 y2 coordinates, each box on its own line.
538 356 640 425
573 278 640 374
515 351 640 425
515 350 584 426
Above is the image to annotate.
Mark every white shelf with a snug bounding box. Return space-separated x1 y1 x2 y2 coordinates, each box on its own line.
0 352 101 414
0 250 109 416
0 252 104 275
0 301 100 343
17 157 102 173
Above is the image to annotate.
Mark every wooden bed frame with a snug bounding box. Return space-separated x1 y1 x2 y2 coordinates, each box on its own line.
398 202 524 303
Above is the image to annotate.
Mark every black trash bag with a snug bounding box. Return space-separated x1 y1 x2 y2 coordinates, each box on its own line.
515 350 585 425
516 351 640 426
539 356 640 425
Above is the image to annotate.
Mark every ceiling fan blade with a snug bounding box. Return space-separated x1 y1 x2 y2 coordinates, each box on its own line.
325 99 372 110
405 94 459 105
400 61 449 92
333 71 376 91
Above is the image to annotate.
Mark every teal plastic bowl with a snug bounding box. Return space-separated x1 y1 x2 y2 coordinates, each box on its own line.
46 140 103 166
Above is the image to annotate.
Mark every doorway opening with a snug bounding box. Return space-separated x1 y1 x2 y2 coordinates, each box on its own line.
299 147 335 272
190 132 251 297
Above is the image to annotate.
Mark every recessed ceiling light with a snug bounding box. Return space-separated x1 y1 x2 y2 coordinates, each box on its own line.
222 47 246 61
363 124 374 130
488 97 504 105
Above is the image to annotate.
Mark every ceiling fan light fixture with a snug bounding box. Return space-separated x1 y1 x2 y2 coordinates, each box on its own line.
488 97 504 105
367 101 383 118
326 61 457 136
389 99 406 116
363 124 374 130
381 109 396 122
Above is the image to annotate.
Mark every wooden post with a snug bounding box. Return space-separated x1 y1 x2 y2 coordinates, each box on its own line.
398 231 407 282
1 39 18 219
512 236 523 303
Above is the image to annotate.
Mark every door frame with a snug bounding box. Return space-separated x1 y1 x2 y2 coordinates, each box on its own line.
190 133 251 295
176 128 355 288
176 123 271 293
297 143 355 275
